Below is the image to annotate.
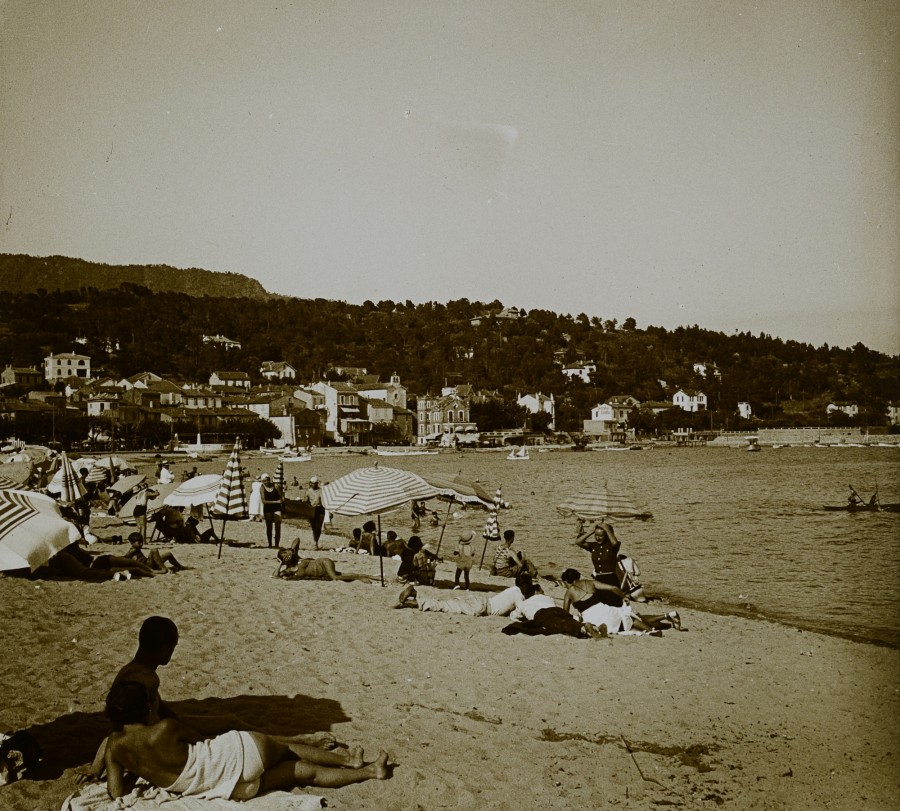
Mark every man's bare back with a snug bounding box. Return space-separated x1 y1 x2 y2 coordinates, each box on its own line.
106 718 199 798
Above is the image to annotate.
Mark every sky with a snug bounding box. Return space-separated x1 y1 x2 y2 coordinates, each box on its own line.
1 1 898 353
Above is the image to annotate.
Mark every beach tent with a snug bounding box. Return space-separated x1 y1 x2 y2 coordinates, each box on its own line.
0 489 82 572
322 465 439 585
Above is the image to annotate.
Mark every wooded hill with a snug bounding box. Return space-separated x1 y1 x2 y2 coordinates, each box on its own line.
1 256 897 431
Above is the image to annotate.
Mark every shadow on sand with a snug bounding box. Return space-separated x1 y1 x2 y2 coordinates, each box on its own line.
25 693 352 779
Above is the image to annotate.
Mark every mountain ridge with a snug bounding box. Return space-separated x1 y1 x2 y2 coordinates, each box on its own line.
0 253 269 299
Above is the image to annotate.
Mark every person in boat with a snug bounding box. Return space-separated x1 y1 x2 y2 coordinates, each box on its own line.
847 485 864 507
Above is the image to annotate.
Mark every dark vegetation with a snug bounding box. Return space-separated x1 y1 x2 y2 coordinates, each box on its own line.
1 255 897 435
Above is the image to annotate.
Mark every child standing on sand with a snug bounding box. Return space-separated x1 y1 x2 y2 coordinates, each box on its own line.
452 531 476 589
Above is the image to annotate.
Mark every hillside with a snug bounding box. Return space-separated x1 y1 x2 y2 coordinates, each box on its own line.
0 254 269 299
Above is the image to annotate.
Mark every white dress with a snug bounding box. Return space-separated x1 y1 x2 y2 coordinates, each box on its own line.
248 481 264 520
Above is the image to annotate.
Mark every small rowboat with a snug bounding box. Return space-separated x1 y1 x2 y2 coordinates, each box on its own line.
822 502 900 513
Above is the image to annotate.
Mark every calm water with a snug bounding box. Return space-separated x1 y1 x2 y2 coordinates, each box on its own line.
272 446 900 647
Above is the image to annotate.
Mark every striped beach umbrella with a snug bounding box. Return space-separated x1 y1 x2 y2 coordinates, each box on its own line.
556 482 653 522
322 465 438 518
212 442 248 518
0 489 82 571
0 475 28 491
274 459 285 491
84 466 109 484
322 465 439 586
211 442 248 557
56 451 87 505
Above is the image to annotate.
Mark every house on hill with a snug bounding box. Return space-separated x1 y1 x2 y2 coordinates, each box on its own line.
44 352 91 381
517 392 555 430
562 361 596 383
209 371 251 389
417 392 477 446
673 389 707 412
1 365 42 388
826 401 858 418
260 361 297 381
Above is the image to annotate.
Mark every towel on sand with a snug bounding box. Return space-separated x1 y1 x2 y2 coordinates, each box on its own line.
61 780 324 811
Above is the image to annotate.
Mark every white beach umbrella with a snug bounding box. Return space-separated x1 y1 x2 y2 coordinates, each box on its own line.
163 474 223 508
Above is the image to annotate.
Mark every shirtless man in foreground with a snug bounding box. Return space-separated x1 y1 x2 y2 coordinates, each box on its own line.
104 681 389 800
78 616 337 783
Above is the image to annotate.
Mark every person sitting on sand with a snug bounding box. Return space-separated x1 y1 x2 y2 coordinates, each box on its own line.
492 530 537 578
124 532 186 574
383 530 405 558
152 506 195 544
352 520 377 555
396 536 423 582
103 681 389 800
411 542 438 586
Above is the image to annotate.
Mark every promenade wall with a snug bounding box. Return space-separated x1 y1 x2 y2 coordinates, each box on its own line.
708 427 899 447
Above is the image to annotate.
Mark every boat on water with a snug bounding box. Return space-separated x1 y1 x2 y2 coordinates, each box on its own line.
281 453 312 463
506 447 530 460
823 502 900 513
746 437 761 452
374 449 439 457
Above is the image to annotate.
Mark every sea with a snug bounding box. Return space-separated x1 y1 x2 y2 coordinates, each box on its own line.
272 445 900 648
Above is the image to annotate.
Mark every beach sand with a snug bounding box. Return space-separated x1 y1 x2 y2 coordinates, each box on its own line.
1 459 897 810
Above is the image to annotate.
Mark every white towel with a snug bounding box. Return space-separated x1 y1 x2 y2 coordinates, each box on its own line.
61 780 325 811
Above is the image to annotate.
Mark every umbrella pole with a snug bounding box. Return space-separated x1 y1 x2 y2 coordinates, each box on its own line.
479 536 489 571
377 515 384 587
434 501 453 557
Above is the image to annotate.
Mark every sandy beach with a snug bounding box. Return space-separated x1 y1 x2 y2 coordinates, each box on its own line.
1 458 898 810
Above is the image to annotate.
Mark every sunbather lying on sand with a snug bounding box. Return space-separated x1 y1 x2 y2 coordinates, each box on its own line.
104 681 390 800
275 538 373 581
394 582 526 616
47 542 157 581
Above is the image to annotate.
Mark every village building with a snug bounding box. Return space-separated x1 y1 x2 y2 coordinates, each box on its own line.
738 401 753 420
517 392 556 430
260 361 297 381
416 392 477 446
826 402 859 418
209 371 251 389
561 361 596 383
1 365 43 388
44 352 91 381
672 389 707 412
202 334 241 350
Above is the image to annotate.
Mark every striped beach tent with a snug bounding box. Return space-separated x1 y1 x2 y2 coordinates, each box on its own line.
211 441 248 557
0 475 28 491
274 459 285 491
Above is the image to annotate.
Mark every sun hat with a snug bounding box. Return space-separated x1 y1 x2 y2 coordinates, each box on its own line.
260 473 271 481
458 530 475 544
309 476 319 484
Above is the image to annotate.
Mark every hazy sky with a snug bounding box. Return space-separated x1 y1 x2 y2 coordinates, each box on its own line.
2 1 898 352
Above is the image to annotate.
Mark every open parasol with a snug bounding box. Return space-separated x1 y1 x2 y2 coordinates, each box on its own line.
163 474 223 508
0 489 82 571
556 481 653 522
322 465 439 585
423 473 495 555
